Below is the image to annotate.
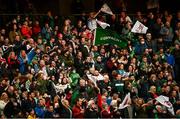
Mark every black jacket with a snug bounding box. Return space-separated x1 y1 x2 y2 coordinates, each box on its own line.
84 108 99 118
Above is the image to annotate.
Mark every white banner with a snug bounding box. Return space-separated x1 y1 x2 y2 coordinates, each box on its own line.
119 93 131 109
155 95 175 115
96 19 110 29
131 21 148 34
100 3 113 15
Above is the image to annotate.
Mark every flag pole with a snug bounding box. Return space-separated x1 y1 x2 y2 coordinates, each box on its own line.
93 10 101 18
93 28 97 46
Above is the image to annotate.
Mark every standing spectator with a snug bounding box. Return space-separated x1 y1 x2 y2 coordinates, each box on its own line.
151 18 163 39
84 100 98 118
0 92 9 115
95 56 105 72
32 20 41 39
3 98 21 118
135 38 148 56
165 49 175 67
9 24 22 44
145 32 157 53
18 49 36 74
160 21 174 48
27 109 36 119
41 23 53 41
7 51 19 81
101 103 112 118
134 98 148 118
44 105 55 118
74 51 84 76
147 85 158 99
112 74 125 96
72 98 84 118
35 98 46 118
172 44 180 83
119 11 132 25
59 98 72 118
21 21 32 39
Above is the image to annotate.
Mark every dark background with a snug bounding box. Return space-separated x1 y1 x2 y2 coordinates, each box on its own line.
0 0 179 15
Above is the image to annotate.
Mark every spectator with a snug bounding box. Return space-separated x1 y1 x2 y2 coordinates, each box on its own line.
32 20 41 38
35 98 46 118
27 109 36 119
9 24 22 44
0 9 180 118
21 21 32 39
160 21 174 48
84 100 98 118
72 98 84 118
59 98 72 118
18 49 36 74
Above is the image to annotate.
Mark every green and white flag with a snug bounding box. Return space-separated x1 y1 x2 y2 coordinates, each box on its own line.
93 28 127 48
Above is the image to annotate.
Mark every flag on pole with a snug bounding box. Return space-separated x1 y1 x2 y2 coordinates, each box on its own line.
155 95 175 115
96 19 110 29
119 93 131 109
131 21 148 34
100 3 113 15
93 28 127 48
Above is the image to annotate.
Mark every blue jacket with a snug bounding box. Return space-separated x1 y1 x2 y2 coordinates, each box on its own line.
18 49 36 74
135 43 148 55
165 53 175 66
35 106 45 118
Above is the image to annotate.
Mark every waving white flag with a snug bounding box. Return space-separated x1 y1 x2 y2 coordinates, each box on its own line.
155 95 175 115
96 19 110 29
131 21 148 34
100 3 113 15
119 93 131 109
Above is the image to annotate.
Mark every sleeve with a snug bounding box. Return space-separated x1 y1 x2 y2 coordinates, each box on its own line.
18 57 24 66
27 49 36 64
97 93 103 110
72 107 81 117
7 57 13 65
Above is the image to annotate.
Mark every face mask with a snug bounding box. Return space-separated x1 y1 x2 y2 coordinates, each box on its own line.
72 70 76 73
141 41 145 44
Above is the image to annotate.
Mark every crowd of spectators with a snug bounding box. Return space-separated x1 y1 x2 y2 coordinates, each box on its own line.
0 9 180 118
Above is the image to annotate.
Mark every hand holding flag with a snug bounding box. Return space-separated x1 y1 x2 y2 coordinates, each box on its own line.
100 3 113 15
119 93 131 109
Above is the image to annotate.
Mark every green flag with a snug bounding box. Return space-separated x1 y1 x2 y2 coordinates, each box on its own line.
93 28 128 48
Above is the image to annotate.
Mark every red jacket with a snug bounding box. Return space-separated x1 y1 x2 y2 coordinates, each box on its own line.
21 25 32 38
72 105 84 118
33 25 41 35
101 110 111 118
97 93 103 110
7 57 19 69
